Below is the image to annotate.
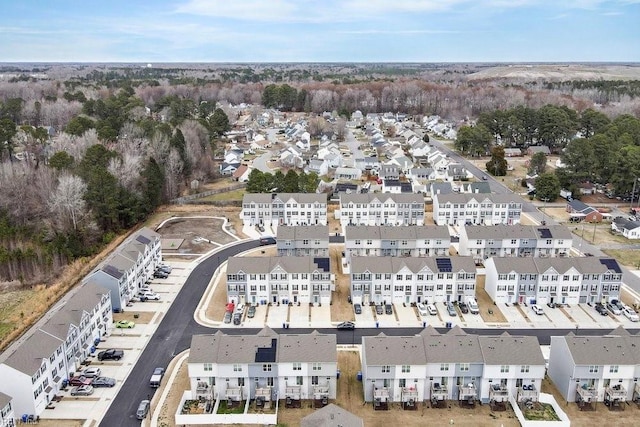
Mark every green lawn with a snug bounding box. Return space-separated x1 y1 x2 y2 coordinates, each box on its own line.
217 400 244 414
200 189 245 202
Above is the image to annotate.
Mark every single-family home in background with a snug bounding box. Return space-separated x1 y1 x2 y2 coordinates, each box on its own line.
611 217 640 239
566 199 604 223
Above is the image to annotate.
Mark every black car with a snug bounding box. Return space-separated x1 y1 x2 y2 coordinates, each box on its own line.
459 302 469 314
385 304 393 315
354 303 362 315
153 270 168 279
337 321 355 330
259 237 276 246
375 305 383 315
92 377 116 388
595 303 609 316
233 312 242 325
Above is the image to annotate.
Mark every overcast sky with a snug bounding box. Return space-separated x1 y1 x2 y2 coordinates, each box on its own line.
1 0 639 62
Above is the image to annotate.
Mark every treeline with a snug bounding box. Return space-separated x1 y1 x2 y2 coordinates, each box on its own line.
245 169 320 194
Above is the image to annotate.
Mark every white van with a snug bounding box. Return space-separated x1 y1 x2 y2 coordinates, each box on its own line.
467 298 479 314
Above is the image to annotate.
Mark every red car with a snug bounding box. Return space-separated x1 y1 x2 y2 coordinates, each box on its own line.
69 375 93 386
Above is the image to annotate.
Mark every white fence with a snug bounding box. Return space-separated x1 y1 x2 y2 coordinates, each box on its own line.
174 391 278 425
509 392 570 427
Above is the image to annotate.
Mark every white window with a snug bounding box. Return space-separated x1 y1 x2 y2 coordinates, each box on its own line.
293 362 301 371
609 365 619 373
500 365 510 373
401 365 410 373
381 365 390 373
440 363 449 371
520 365 529 373
204 363 213 372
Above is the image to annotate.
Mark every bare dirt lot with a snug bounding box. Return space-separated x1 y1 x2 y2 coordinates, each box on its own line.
331 246 355 323
475 275 508 324
146 205 245 239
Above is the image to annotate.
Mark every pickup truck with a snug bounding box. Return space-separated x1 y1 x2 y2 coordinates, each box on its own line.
97 349 124 361
149 367 165 387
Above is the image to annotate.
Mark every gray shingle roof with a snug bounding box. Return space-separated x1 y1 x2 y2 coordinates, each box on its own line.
340 193 424 205
278 333 337 363
478 334 545 366
488 256 619 275
363 334 427 365
351 256 476 275
423 330 484 364
345 225 449 241
301 403 363 427
277 225 329 241
563 335 638 366
227 256 331 275
464 225 537 240
0 392 11 410
1 330 63 375
243 193 326 204
434 193 523 205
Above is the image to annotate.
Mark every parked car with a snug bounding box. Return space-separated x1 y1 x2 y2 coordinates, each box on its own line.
157 264 172 274
337 321 355 330
531 305 544 315
417 303 428 316
115 320 135 329
233 312 242 325
607 302 622 315
139 291 160 301
256 224 265 232
611 299 624 311
153 270 168 279
136 400 150 420
69 376 93 386
247 305 256 318
223 311 232 324
92 377 116 387
458 302 469 314
385 304 393 315
82 367 102 378
595 303 609 316
97 349 124 361
70 385 94 396
150 367 165 388
623 307 640 322
375 305 383 315
259 237 276 246
235 303 245 314
467 299 479 314
446 302 457 317
427 304 438 316
354 303 362 315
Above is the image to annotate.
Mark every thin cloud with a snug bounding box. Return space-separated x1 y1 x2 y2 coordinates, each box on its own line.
339 29 461 35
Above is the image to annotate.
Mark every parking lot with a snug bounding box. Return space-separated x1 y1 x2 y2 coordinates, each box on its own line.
39 260 191 423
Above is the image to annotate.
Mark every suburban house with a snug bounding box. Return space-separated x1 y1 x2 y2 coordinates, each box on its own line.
226 256 334 305
382 179 413 194
349 256 476 305
241 193 328 227
503 148 523 157
232 164 251 182
549 329 640 408
338 193 425 228
334 167 361 180
429 182 454 198
611 217 640 240
187 328 337 410
0 282 112 417
344 225 450 263
276 225 329 257
432 193 523 226
83 227 161 311
307 159 330 177
0 393 14 427
459 182 491 194
484 256 622 305
379 164 400 181
445 164 468 181
526 146 551 156
361 328 545 407
301 403 363 427
565 200 604 223
458 224 573 263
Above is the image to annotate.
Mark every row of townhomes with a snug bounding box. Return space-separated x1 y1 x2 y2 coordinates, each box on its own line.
484 257 622 305
338 193 425 228
0 392 14 427
187 328 337 409
458 224 573 263
344 225 451 263
432 193 523 226
276 225 329 257
0 227 161 419
241 193 328 227
0 283 113 417
83 227 162 311
549 328 640 408
362 327 545 409
350 256 477 305
226 256 334 305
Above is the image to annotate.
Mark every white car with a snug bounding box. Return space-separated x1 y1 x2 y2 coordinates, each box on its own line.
417 303 428 316
235 303 245 314
139 291 161 301
426 304 438 316
531 305 544 315
467 299 479 314
623 307 639 322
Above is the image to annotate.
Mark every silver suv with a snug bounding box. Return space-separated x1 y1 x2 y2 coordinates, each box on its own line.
136 400 150 420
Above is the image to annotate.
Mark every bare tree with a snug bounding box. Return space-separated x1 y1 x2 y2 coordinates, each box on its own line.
163 149 184 199
48 173 89 231
108 152 142 193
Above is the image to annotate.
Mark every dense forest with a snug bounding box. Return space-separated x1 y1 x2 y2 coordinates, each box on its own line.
0 63 639 285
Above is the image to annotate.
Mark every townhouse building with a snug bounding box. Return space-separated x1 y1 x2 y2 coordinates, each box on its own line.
226 256 334 305
349 256 476 305
276 225 329 257
432 193 523 226
0 392 14 427
361 328 545 407
84 227 161 311
549 329 640 407
241 193 327 227
0 282 112 417
484 256 622 305
187 328 337 409
344 225 450 263
338 193 425 228
458 224 573 263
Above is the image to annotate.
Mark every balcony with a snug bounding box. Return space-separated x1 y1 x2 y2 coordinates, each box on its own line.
401 387 419 410
458 383 477 408
517 384 539 403
285 385 301 408
575 384 597 411
489 383 510 411
225 385 243 402
313 384 330 408
254 386 272 410
430 383 448 408
373 387 389 410
605 384 627 410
